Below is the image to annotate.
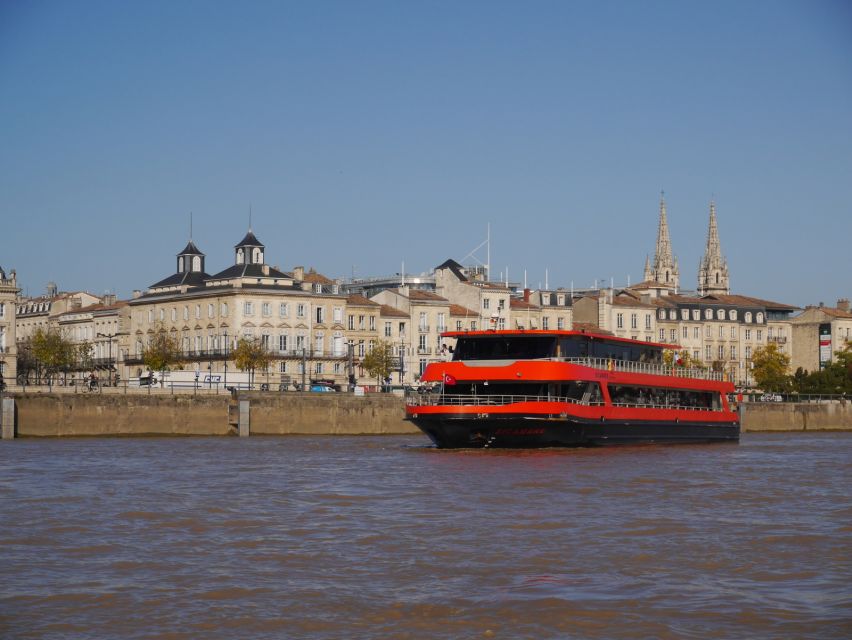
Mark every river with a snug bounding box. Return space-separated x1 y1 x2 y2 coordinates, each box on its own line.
1 432 850 639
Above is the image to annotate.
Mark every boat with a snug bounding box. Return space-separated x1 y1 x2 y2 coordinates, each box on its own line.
405 329 740 448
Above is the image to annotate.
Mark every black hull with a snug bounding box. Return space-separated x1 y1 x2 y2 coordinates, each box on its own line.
408 414 740 449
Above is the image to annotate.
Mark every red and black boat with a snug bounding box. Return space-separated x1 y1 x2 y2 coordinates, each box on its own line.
405 330 740 448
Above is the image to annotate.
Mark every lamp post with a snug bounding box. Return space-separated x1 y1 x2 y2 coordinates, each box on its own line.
97 332 115 386
223 331 229 390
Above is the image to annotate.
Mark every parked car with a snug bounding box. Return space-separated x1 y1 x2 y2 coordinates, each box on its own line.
760 393 783 402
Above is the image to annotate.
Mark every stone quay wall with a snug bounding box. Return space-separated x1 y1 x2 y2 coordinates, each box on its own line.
2 391 417 438
1 392 850 438
741 401 852 432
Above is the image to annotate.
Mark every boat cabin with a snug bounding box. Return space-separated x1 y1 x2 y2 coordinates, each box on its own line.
447 331 666 365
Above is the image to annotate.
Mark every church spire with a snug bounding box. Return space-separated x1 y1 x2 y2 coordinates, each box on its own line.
644 191 679 290
698 200 730 295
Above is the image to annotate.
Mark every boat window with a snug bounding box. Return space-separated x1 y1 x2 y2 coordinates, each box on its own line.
452 336 557 360
608 384 718 410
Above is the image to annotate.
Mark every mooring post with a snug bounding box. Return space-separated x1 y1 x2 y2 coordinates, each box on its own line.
1 397 15 439
239 399 250 437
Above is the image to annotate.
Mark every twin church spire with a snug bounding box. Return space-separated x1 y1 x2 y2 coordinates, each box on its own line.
643 194 730 295
643 192 680 291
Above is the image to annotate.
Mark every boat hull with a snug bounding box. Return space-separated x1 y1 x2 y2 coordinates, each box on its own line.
407 413 740 449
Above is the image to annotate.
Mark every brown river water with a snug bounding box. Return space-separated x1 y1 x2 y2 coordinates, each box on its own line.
1 432 850 639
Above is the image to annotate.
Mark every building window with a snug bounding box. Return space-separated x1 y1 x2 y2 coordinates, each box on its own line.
279 361 287 373
557 317 565 330
369 316 376 331
693 327 699 339
348 315 355 330
706 345 712 360
148 310 154 323
682 326 688 339
669 310 677 320
208 304 214 318
334 307 343 323
757 330 763 341
542 317 549 330
195 305 201 320
437 313 445 332
419 312 427 330
719 326 724 338
692 309 700 321
756 312 764 323
717 309 726 320
183 306 189 321
681 309 689 320
730 310 738 321
244 302 254 316
630 313 637 329
617 313 624 329
262 302 271 317
418 334 427 351
316 306 325 323
658 309 665 320
659 329 665 342
483 298 490 310
297 304 305 318
731 326 736 339
705 308 713 320
645 314 651 330
670 329 676 342
384 321 392 337
705 326 712 338
171 308 177 322
731 346 737 361
498 299 505 311
745 346 752 360
745 312 753 323
315 362 323 374
456 319 463 331
221 303 228 317
280 303 289 317
718 345 725 360
745 329 751 340
279 335 288 352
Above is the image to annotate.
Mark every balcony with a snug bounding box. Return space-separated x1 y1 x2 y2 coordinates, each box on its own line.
768 336 787 344
418 325 430 333
417 347 432 355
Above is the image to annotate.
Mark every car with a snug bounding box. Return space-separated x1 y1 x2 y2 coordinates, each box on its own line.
760 393 783 402
310 383 336 393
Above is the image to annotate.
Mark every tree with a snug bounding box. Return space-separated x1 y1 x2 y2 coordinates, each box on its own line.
30 327 75 384
795 340 852 394
233 337 270 388
361 339 395 388
751 343 791 392
142 328 183 386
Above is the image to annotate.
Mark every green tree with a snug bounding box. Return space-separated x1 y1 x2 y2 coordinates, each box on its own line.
796 340 852 394
232 337 270 388
751 342 791 392
30 327 75 384
142 328 183 386
361 339 395 388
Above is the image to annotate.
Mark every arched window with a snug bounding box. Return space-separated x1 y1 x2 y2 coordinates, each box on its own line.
704 308 712 320
730 310 738 321
658 309 665 320
192 256 201 271
178 257 184 272
236 249 244 265
745 312 752 323
717 309 726 320
692 309 700 321
756 312 764 323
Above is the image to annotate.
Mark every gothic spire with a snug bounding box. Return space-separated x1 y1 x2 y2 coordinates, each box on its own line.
645 191 679 290
698 200 730 295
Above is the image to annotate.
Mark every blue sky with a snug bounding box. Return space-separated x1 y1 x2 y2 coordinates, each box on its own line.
1 0 850 307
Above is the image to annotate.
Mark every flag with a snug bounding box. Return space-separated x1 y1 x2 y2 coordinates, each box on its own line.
443 373 456 385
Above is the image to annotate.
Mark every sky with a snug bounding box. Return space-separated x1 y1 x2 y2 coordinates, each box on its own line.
1 0 850 307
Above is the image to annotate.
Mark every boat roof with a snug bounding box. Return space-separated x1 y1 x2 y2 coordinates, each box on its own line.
441 329 677 350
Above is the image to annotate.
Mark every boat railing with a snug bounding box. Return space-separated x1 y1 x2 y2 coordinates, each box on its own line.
561 357 725 381
609 401 717 412
405 392 605 408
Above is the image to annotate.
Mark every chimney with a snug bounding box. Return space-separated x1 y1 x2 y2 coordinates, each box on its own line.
294 266 304 281
523 288 530 303
104 294 116 306
132 290 142 299
262 264 270 276
837 298 850 312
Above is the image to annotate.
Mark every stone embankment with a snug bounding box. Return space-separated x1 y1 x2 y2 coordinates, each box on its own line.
1 390 850 438
1 390 417 438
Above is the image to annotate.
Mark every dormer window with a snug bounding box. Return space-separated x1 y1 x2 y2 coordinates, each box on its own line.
236 248 245 265
314 283 322 294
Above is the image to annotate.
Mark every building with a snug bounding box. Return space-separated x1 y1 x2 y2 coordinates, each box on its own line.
790 299 852 373
642 193 680 292
434 259 513 331
371 287 451 380
125 229 351 388
573 289 658 342
0 266 19 384
55 297 129 385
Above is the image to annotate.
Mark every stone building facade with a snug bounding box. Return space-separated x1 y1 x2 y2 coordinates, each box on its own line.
0 266 19 384
790 300 852 373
